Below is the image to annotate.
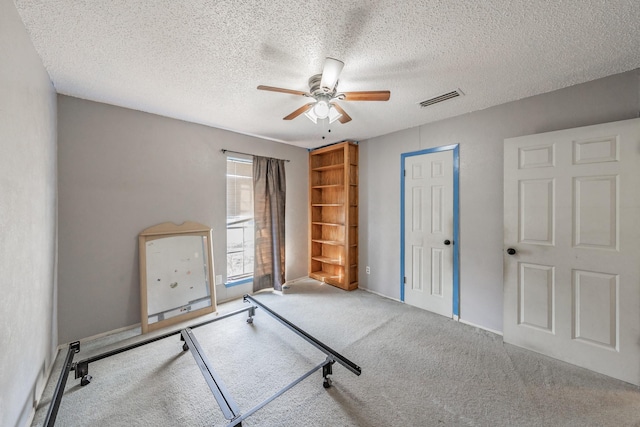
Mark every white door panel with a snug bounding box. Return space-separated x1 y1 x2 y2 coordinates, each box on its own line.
504 118 640 385
405 150 453 317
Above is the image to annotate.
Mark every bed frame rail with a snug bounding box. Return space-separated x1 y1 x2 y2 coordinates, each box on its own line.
42 295 361 427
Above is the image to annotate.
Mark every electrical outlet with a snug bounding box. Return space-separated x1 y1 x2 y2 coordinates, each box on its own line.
216 275 223 285
366 266 370 274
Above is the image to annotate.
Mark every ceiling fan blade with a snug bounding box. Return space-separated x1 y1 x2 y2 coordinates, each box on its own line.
320 57 344 90
331 103 352 124
257 85 309 97
283 103 315 120
341 91 391 101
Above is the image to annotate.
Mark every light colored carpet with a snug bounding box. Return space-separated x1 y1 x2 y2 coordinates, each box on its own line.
32 278 640 426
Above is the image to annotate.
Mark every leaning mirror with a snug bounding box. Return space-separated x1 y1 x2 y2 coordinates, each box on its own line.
139 221 216 333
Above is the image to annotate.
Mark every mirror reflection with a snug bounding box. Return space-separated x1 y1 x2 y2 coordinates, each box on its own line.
139 222 216 333
145 235 211 325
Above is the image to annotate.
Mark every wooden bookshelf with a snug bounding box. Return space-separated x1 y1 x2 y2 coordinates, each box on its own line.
308 141 358 290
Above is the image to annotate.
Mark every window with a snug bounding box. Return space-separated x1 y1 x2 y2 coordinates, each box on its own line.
226 157 254 283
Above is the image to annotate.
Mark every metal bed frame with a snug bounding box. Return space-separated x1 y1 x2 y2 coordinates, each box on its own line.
43 294 361 427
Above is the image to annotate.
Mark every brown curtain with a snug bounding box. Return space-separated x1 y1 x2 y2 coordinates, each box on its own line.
252 156 286 292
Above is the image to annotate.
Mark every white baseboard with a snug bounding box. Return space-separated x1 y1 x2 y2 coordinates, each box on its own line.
27 344 62 427
359 287 503 337
458 318 503 336
57 323 141 351
359 287 402 303
283 276 309 285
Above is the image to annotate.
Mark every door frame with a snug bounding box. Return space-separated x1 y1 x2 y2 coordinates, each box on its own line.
400 144 460 317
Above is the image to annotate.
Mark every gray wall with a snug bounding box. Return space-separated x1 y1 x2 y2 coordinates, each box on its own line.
359 69 640 333
57 96 309 344
0 2 58 427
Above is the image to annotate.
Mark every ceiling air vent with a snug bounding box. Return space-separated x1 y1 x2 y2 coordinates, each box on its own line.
418 89 463 108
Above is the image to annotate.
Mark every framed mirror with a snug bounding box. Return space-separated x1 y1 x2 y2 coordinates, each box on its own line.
139 221 216 333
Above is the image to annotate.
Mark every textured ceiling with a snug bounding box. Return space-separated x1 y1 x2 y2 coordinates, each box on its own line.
14 0 640 149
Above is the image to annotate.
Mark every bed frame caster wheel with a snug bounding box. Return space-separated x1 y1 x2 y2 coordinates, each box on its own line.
246 317 253 324
182 343 189 352
80 375 92 386
323 377 332 389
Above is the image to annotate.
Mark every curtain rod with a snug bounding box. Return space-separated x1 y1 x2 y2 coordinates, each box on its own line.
221 149 290 162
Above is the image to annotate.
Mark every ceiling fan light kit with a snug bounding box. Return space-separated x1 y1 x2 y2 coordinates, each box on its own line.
304 102 342 124
327 105 342 123
257 57 390 126
313 100 330 118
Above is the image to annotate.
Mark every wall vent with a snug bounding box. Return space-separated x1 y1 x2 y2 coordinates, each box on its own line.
419 89 463 108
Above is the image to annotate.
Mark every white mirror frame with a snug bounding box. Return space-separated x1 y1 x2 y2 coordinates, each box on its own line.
139 221 217 333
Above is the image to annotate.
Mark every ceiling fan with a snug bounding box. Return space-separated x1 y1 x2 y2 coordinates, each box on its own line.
257 57 390 124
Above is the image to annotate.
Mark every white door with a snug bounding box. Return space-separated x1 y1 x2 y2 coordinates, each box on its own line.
503 118 640 385
404 150 454 317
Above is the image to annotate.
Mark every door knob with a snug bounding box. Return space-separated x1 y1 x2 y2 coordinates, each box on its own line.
444 239 451 246
507 248 516 255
